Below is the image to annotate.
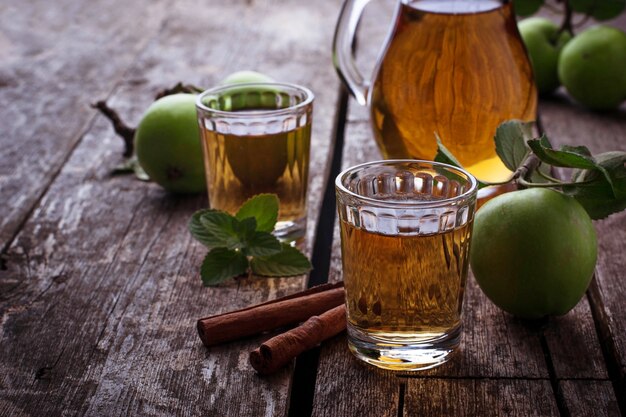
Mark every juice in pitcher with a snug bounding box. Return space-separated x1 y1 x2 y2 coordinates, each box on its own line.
334 0 537 182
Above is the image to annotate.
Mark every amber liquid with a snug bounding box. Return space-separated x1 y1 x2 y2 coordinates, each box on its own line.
371 0 537 181
200 123 310 223
340 220 472 339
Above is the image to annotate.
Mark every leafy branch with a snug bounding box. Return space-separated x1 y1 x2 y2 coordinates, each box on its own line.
435 119 626 220
516 0 626 36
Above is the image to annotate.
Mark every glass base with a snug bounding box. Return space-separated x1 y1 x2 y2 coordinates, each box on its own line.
347 323 461 371
273 217 307 242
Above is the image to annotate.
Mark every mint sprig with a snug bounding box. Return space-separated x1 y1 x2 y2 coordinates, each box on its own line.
188 194 312 286
434 120 626 220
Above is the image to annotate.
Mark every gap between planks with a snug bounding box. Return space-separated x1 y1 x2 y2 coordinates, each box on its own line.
587 277 626 415
287 86 351 417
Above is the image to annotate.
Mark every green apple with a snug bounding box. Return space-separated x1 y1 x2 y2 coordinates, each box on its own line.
470 188 597 319
135 94 206 194
518 17 571 95
558 25 626 111
220 70 274 85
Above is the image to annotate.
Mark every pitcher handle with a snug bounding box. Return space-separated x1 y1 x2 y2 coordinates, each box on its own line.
332 0 372 106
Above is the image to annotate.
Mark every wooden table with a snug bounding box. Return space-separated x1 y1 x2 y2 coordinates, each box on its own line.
1 1 625 415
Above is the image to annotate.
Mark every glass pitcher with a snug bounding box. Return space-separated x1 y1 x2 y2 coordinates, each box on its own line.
333 0 537 182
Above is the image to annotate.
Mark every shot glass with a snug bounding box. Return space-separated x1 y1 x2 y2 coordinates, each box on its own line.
335 160 478 371
196 82 314 241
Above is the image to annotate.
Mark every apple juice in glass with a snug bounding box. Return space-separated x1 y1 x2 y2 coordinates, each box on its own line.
336 160 478 370
196 83 314 240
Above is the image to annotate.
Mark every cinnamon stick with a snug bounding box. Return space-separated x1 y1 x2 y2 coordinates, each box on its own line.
196 282 344 347
249 304 347 375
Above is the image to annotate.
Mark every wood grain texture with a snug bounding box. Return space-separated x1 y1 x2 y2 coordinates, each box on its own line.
540 95 626 405
561 380 621 417
313 2 625 414
0 0 342 415
0 0 171 251
404 378 559 416
311 336 399 417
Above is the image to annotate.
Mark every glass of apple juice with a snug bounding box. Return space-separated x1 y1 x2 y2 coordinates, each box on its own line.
196 83 314 241
335 160 478 370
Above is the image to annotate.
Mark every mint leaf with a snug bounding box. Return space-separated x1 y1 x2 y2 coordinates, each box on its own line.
236 194 279 233
201 248 249 286
237 217 258 243
250 244 312 277
199 211 245 249
528 136 597 170
244 231 282 257
494 120 533 171
189 209 221 248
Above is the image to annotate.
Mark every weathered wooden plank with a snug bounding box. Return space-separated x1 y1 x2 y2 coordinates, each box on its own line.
404 378 559 416
543 297 608 379
535 13 626 391
539 95 626 408
311 336 399 417
0 0 171 250
0 0 342 415
312 2 624 414
560 380 620 417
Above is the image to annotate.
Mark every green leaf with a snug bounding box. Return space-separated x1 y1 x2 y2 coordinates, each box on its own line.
236 194 279 232
434 133 464 169
529 139 625 198
494 120 533 172
514 0 544 16
236 217 258 243
434 133 489 189
198 211 245 249
529 162 555 185
250 244 312 277
527 136 597 169
572 151 626 197
200 248 249 286
570 0 625 21
244 231 282 257
563 179 626 220
189 209 221 248
563 152 626 219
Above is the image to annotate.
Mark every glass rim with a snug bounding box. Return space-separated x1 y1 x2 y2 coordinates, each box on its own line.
195 82 314 118
335 159 479 207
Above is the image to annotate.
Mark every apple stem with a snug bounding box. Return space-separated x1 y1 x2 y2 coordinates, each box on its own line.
513 154 542 184
558 0 575 36
92 82 206 159
154 82 204 100
518 176 597 188
92 100 136 157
